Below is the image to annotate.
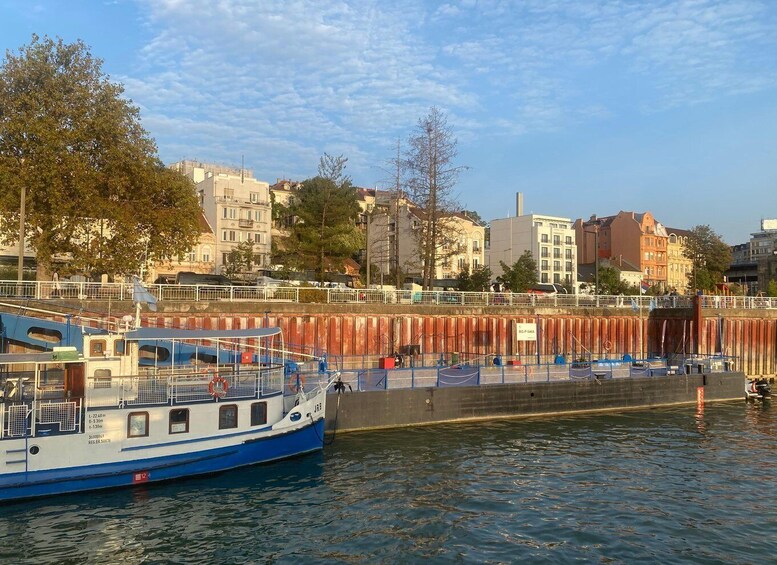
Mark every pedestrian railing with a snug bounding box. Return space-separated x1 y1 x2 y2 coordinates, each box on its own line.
0 279 773 309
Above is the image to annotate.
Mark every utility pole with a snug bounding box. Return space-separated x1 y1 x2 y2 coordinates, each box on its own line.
17 184 26 281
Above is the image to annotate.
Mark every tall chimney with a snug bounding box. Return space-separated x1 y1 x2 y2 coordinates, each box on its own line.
516 192 523 217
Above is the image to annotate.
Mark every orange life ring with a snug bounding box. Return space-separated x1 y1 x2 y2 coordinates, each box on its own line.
603 340 613 352
288 374 305 393
208 375 229 398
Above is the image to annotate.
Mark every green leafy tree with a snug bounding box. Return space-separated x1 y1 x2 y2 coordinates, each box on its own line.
456 265 492 292
287 175 362 281
684 225 732 293
223 240 255 278
0 35 200 279
497 251 537 292
766 280 777 297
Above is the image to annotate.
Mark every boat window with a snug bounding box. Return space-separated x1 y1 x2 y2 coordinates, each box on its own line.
93 369 111 389
139 345 170 362
127 412 149 438
250 402 267 426
169 408 189 434
90 340 107 357
219 405 238 429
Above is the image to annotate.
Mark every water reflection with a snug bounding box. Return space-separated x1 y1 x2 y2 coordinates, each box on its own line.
1 404 776 564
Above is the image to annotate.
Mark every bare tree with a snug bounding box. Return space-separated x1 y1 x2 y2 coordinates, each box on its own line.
405 107 467 289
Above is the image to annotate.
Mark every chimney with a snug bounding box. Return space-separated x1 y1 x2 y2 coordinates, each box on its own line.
516 192 523 217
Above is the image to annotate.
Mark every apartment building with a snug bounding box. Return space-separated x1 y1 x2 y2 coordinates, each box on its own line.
171 160 272 275
366 196 485 283
665 227 693 294
574 211 668 290
145 212 216 282
489 214 577 287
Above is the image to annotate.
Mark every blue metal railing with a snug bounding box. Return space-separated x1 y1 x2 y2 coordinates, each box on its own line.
284 354 738 394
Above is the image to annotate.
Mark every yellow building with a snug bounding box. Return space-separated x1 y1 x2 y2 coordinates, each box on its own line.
666 227 693 294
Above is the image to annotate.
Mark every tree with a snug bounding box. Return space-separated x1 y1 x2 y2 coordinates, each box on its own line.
287 175 363 281
497 251 538 292
0 35 200 279
457 264 492 292
223 240 255 278
318 152 351 187
684 225 731 293
766 280 777 298
405 107 467 289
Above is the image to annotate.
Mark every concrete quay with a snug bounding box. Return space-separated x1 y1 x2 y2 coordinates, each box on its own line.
324 371 745 434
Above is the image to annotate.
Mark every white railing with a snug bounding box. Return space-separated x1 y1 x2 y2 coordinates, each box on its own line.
1 279 774 309
85 367 285 409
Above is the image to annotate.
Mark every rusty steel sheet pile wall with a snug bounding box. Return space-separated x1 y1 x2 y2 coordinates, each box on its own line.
145 311 697 363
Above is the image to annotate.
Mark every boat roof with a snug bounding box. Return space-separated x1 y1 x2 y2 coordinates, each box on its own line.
123 327 282 341
0 352 73 364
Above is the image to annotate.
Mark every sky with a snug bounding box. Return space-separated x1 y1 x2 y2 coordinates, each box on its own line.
1 0 776 244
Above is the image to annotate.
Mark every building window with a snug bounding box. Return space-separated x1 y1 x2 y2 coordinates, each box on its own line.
553 248 561 258
554 273 561 283
553 235 560 245
169 408 189 434
250 192 260 203
566 261 573 271
553 261 561 271
219 405 238 429
222 230 228 241
565 249 572 259
224 188 234 200
541 273 549 283
127 412 149 438
222 208 228 219
541 234 549 243
187 251 196 262
222 253 229 265
541 260 549 270
202 247 211 263
566 236 572 244
473 258 479 268
251 402 267 426
541 247 549 258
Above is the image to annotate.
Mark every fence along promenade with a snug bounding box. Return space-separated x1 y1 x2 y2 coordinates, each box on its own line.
0 280 773 310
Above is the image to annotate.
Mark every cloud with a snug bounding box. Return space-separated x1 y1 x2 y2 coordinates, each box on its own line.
120 0 777 184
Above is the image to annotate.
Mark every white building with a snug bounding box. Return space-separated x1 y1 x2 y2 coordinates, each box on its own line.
171 160 272 274
366 195 485 284
488 194 576 288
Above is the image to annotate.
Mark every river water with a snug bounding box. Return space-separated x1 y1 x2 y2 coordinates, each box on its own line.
1 402 775 564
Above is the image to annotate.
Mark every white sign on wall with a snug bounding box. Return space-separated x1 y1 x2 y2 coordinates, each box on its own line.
515 322 537 342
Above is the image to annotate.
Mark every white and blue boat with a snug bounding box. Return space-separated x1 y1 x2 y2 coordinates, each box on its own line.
0 323 330 502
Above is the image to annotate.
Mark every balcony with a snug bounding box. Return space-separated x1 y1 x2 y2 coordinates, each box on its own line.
238 219 254 228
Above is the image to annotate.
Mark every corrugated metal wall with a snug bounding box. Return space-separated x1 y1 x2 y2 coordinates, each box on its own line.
144 312 775 376
147 312 777 375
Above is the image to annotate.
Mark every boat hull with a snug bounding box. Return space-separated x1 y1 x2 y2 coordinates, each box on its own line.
0 416 324 502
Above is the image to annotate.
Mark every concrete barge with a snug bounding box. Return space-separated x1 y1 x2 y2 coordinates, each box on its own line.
324 371 745 434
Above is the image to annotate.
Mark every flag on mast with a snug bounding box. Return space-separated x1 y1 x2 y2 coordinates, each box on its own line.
132 276 158 311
